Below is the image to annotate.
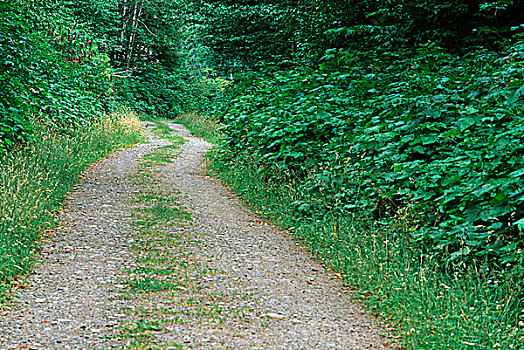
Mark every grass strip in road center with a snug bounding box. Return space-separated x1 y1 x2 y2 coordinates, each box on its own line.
115 123 254 349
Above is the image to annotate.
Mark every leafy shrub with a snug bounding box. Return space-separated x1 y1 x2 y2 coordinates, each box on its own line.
0 0 113 152
67 0 222 118
115 63 225 118
0 0 39 151
219 38 524 269
210 146 524 350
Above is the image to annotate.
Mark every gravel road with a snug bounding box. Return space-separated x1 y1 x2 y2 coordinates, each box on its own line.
0 122 391 349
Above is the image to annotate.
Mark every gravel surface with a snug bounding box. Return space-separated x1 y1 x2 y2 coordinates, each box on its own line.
0 122 391 349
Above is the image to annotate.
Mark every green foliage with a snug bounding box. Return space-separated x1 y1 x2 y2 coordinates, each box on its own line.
67 0 222 117
195 0 348 71
209 150 524 350
116 65 186 118
219 37 524 270
196 2 304 71
0 1 33 151
339 0 524 50
202 1 524 281
173 113 223 144
68 0 182 70
0 0 114 152
196 0 524 73
1 0 221 151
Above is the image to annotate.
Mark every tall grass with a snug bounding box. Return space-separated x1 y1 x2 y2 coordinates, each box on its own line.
0 112 142 301
208 152 524 350
173 113 223 144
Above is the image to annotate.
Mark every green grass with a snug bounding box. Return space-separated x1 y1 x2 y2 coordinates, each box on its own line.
0 112 143 302
142 145 181 167
173 113 223 144
151 122 185 144
115 126 194 348
140 112 223 143
150 121 173 136
207 149 524 350
139 197 190 222
127 277 185 293
120 318 163 337
134 192 191 223
117 121 255 348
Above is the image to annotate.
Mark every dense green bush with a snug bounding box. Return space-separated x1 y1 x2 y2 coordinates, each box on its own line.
195 0 524 74
0 0 113 152
116 65 189 118
219 38 524 270
0 1 31 150
210 147 524 350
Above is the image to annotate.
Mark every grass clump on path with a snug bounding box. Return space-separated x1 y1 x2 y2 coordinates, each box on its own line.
140 113 222 144
0 112 143 302
117 123 194 349
118 121 255 349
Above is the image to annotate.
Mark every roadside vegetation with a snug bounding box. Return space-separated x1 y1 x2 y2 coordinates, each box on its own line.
0 0 217 300
2 0 524 348
199 1 524 349
0 113 142 300
174 113 223 144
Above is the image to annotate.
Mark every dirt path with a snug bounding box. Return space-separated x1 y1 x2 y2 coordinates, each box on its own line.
0 122 391 349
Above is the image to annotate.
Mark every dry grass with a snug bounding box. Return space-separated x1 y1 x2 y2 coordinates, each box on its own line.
0 112 142 301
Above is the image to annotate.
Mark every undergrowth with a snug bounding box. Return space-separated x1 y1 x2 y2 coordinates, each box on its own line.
0 112 143 302
208 150 524 350
220 41 524 269
211 38 524 349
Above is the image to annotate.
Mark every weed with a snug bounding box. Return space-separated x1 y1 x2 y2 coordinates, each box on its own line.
140 202 191 222
148 121 187 145
127 277 185 293
142 145 182 167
